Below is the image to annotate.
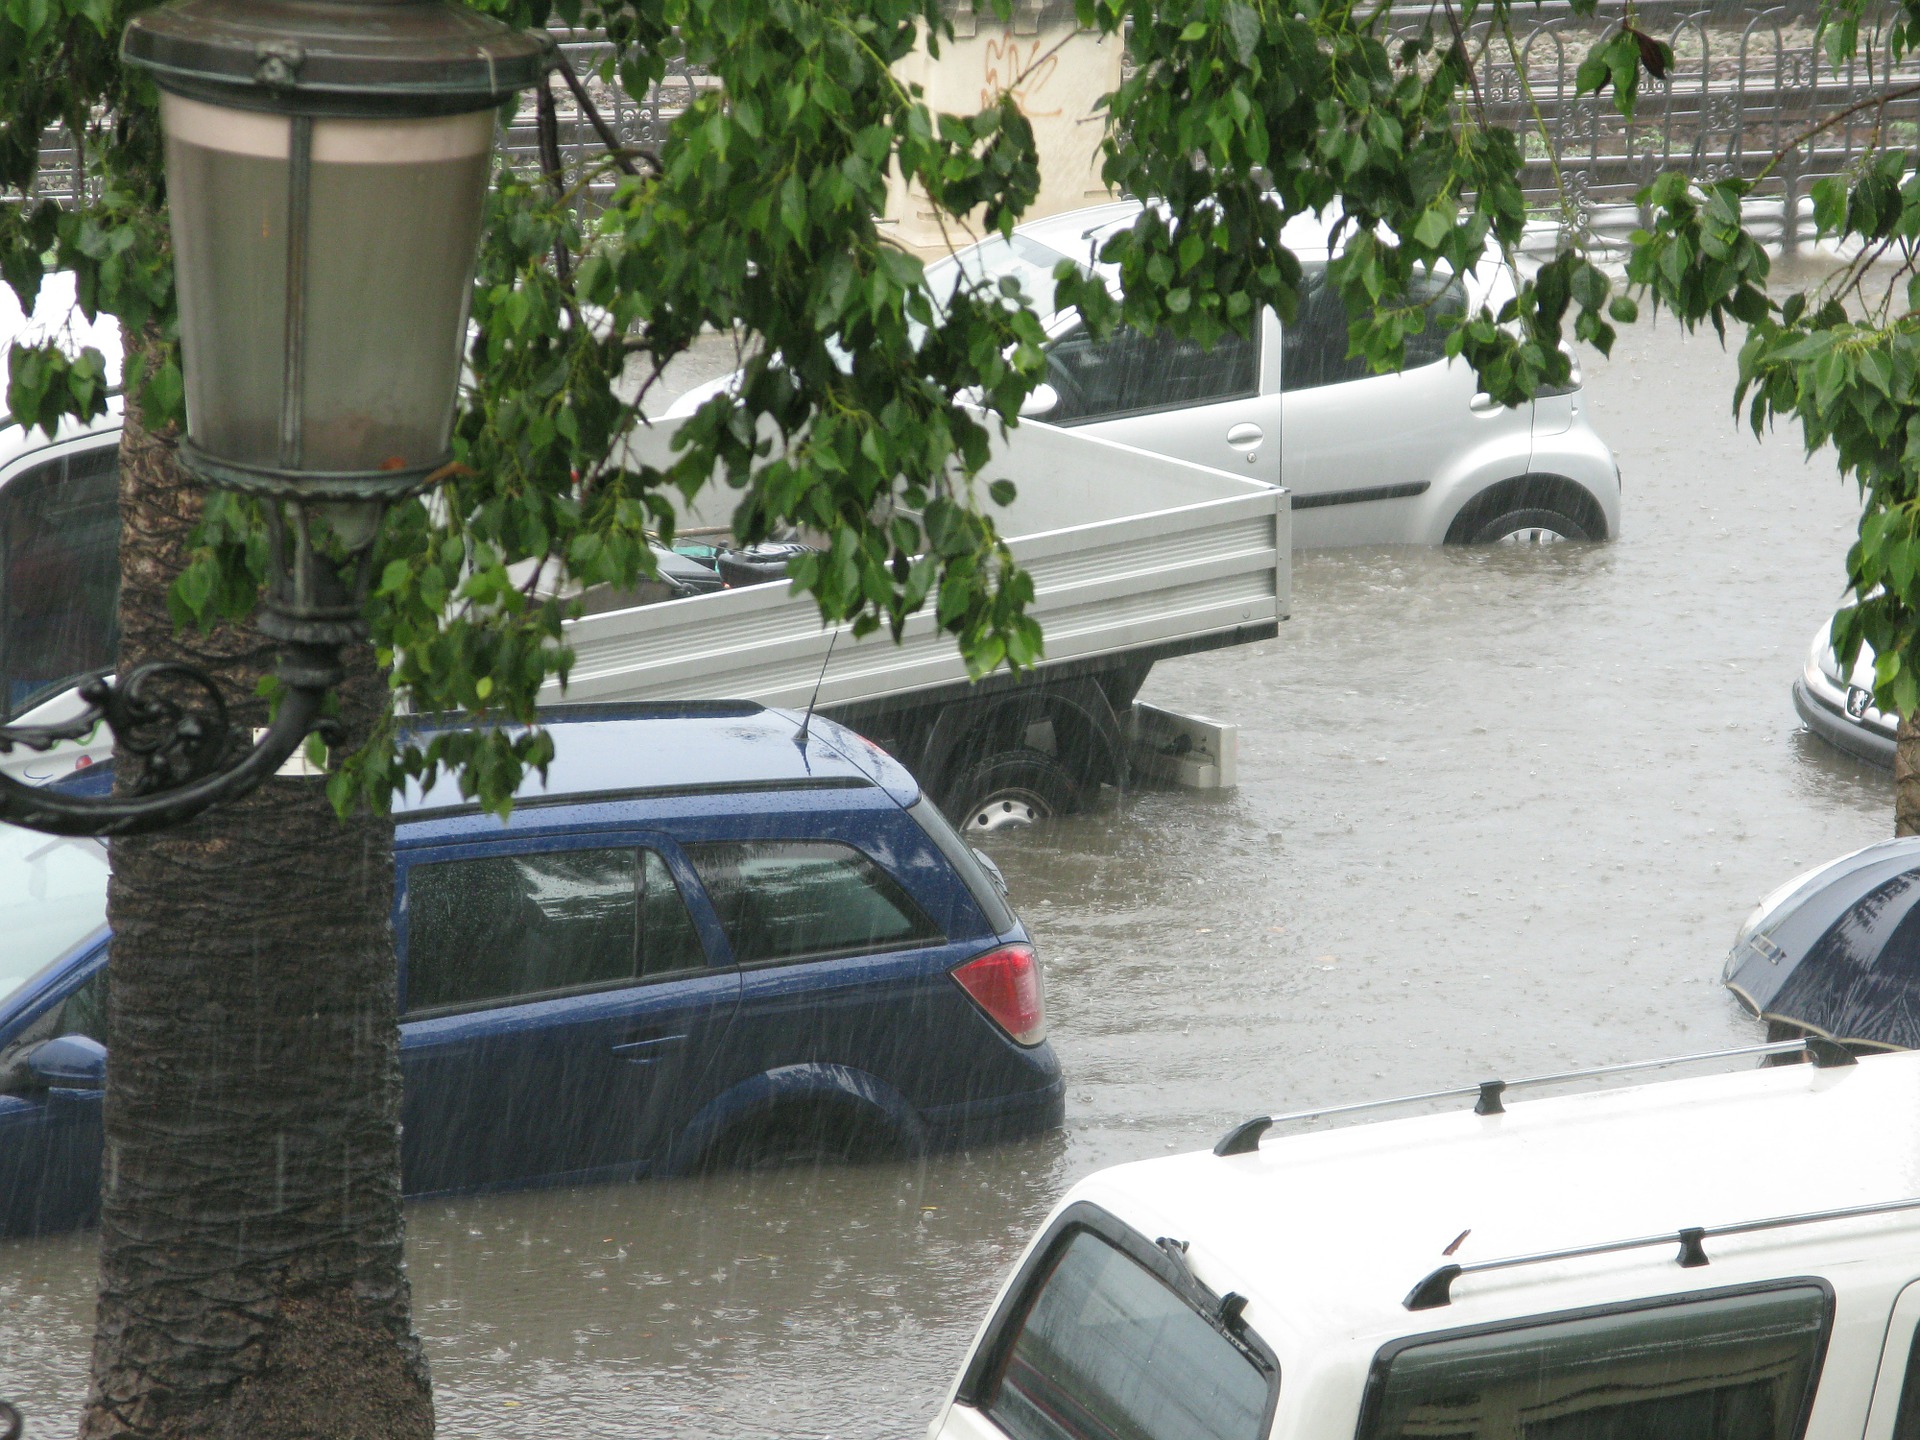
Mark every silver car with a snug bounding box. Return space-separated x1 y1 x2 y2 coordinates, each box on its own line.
669 201 1623 548
1793 614 1896 768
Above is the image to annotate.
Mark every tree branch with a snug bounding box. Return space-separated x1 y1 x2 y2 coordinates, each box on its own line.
1759 79 1920 177
552 48 660 178
534 74 574 292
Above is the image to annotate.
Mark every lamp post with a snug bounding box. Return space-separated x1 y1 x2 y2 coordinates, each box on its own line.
0 0 549 836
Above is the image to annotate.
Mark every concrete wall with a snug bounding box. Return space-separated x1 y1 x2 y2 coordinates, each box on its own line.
884 0 1121 258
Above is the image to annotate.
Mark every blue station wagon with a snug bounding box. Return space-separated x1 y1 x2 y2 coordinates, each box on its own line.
0 704 1064 1236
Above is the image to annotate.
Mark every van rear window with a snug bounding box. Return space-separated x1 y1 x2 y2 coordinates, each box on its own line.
985 1228 1273 1440
1359 1283 1830 1440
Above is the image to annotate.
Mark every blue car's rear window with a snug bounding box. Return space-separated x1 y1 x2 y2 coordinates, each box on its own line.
685 840 941 965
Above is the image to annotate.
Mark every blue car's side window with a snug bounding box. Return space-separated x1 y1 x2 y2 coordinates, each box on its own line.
56 963 107 1042
404 845 705 1013
684 840 942 966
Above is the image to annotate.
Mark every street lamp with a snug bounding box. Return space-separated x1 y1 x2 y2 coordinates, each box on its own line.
0 0 549 836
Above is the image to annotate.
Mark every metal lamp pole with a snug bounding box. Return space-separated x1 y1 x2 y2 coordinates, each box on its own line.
0 0 549 836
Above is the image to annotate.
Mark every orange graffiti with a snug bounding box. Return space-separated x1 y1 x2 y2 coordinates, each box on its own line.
981 30 1063 118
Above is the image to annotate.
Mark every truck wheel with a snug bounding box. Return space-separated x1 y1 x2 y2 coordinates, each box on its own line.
949 749 1081 834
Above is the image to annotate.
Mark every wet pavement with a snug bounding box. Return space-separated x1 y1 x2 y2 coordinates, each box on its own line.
0 279 1895 1436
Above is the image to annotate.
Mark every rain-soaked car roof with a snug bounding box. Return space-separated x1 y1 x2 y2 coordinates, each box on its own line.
1009 199 1357 270
402 703 921 814
1726 836 1920 1049
1068 1049 1920 1347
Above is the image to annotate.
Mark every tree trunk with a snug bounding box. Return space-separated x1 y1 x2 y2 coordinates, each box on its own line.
1899 712 1920 837
81 384 431 1437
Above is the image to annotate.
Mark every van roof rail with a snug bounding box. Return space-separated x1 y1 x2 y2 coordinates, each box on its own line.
1404 1189 1920 1311
1211 1035 1855 1159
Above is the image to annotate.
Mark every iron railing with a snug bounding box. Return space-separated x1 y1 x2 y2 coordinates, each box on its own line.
25 8 1920 249
1459 3 1920 250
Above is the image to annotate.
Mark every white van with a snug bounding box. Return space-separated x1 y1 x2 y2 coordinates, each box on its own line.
0 273 122 783
930 1041 1920 1440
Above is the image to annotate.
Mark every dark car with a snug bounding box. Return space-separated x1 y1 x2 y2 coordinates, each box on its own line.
1723 836 1920 1051
0 703 1063 1237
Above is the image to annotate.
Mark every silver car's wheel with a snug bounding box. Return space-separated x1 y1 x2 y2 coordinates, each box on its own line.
1496 523 1569 545
1471 506 1591 545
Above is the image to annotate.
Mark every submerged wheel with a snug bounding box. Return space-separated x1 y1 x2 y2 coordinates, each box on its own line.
1469 506 1592 545
948 749 1081 835
1446 477 1606 547
700 1103 901 1173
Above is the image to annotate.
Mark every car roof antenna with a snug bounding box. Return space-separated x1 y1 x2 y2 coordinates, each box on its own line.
793 628 840 753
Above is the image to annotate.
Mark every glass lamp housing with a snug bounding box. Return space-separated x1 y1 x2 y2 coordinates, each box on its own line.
163 96 492 484
124 0 546 490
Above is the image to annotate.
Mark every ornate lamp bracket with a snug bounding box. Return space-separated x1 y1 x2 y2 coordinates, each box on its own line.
0 643 341 837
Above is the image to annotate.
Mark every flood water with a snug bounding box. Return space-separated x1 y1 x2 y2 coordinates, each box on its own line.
0 283 1895 1435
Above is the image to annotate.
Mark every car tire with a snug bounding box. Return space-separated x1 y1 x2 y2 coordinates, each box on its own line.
701 1102 900 1172
1467 506 1592 545
947 749 1081 835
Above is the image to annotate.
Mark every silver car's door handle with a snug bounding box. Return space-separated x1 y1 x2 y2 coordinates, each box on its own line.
1469 393 1507 414
1226 423 1264 448
611 1033 687 1064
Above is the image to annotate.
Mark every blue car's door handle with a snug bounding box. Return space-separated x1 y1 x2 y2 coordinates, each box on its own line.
611 1032 688 1063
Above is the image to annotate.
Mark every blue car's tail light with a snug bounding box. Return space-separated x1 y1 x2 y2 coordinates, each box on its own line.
952 944 1048 1046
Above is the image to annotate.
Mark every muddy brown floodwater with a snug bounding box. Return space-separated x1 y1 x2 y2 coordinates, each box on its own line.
0 279 1895 1437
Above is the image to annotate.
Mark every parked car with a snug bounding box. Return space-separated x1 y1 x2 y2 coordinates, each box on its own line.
0 272 123 743
668 201 1623 549
928 1038 1920 1440
1793 613 1896 769
1723 836 1920 1051
0 704 1062 1237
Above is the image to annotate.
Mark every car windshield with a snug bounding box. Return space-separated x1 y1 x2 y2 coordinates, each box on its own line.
922 233 1090 329
0 823 109 1006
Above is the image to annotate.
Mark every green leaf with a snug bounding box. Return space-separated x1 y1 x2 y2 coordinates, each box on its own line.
1223 3 1260 64
1861 347 1895 396
1412 206 1452 248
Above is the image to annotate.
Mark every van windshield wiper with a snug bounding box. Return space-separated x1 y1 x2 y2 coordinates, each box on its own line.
1155 1235 1265 1369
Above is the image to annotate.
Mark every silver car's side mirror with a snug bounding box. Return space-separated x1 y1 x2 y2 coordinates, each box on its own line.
1019 383 1060 419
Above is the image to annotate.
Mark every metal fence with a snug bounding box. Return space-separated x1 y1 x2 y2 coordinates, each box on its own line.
28 8 1920 250
1461 3 1920 250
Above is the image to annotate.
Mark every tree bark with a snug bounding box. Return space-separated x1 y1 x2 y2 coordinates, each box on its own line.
1899 712 1920 836
81 382 431 1437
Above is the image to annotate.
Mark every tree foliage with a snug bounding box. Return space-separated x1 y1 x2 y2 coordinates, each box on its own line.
6 0 1911 817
